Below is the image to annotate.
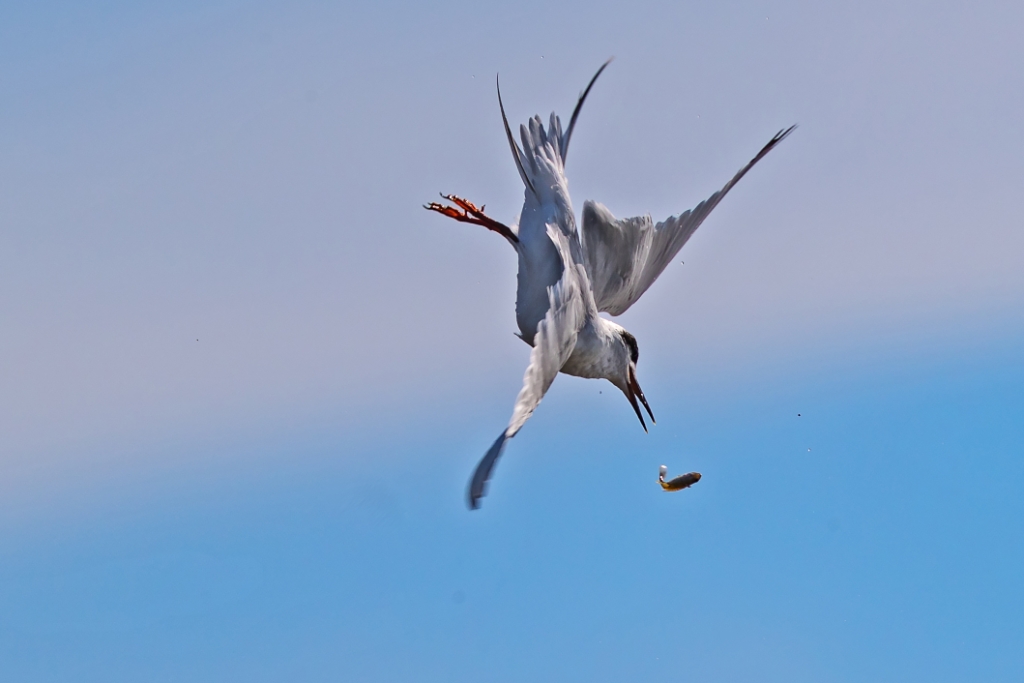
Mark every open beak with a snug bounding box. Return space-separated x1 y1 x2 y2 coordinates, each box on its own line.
626 366 656 432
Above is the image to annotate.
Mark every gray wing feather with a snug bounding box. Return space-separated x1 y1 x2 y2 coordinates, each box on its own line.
468 432 508 510
582 127 795 316
467 225 585 509
507 229 584 437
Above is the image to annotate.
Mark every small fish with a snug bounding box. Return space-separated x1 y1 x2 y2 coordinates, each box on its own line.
659 465 701 491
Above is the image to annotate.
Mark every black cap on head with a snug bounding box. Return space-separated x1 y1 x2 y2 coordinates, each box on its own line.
621 331 639 364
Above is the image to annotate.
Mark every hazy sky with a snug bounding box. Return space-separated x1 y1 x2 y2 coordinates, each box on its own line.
1 1 1022 680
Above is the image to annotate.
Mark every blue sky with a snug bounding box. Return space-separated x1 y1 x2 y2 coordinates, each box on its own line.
1 1 1022 680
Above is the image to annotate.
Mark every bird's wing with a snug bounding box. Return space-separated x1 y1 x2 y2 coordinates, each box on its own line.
468 225 586 509
581 127 794 316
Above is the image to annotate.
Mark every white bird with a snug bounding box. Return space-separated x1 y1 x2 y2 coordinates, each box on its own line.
426 61 794 509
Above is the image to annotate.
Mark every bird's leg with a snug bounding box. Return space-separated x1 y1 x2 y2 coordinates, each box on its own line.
424 194 518 244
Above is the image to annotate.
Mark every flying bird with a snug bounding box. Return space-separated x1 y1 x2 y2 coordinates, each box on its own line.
426 60 794 509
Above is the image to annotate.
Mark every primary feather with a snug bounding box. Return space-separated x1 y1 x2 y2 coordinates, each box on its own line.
581 126 796 316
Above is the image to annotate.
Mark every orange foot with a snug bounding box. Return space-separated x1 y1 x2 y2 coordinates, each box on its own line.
424 194 518 244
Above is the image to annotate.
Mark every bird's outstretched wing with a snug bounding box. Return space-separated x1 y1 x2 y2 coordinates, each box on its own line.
581 126 795 316
468 226 586 509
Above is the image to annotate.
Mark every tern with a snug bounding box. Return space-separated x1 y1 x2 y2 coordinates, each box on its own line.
426 60 794 509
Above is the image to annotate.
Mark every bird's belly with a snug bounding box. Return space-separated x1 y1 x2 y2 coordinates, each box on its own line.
559 343 611 380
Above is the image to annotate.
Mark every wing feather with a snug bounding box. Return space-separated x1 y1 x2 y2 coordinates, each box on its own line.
468 225 586 509
582 127 795 315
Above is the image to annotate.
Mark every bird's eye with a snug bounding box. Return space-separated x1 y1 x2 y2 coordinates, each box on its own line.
621 332 639 364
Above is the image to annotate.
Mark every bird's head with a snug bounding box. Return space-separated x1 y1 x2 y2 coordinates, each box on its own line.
608 327 655 432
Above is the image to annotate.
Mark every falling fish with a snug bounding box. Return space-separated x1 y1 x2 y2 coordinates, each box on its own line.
659 465 701 491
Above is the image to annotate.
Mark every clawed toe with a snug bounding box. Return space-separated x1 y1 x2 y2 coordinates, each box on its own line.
424 193 518 244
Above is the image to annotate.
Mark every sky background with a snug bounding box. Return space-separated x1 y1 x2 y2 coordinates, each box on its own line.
1 0 1023 680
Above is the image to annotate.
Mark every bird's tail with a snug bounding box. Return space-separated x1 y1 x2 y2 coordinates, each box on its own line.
496 59 612 200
